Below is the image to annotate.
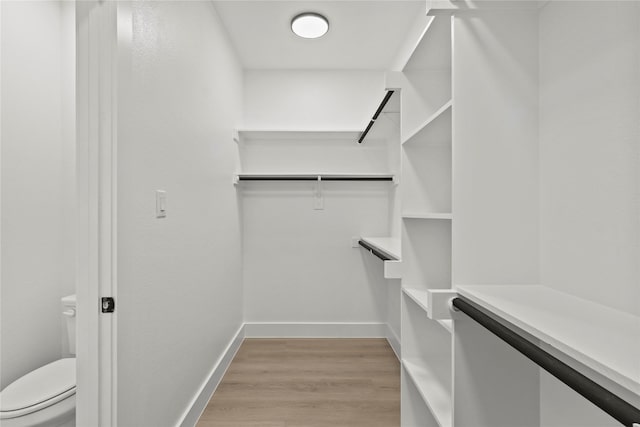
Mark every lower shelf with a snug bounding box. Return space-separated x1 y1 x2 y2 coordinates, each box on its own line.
403 358 452 427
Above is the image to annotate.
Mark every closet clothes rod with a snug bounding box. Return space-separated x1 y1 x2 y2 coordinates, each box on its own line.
358 240 396 261
237 175 394 181
358 90 395 144
451 297 640 427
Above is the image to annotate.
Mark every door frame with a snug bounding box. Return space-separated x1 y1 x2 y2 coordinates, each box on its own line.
76 1 120 425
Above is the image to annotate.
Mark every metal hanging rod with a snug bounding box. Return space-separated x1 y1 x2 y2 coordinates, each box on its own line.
358 240 396 261
451 297 640 427
236 175 394 182
358 90 395 144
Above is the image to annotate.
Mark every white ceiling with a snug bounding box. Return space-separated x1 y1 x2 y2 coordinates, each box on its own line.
213 1 424 70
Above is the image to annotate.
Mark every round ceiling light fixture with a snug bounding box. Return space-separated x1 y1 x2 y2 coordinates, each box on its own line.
291 12 329 39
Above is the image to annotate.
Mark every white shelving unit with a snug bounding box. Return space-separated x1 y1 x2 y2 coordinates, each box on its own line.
397 10 454 427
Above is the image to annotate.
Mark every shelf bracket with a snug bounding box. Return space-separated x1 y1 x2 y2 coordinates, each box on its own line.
425 289 458 320
314 175 324 210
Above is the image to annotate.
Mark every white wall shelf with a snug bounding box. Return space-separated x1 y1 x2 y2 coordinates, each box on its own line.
360 237 401 261
402 100 452 146
403 358 453 427
235 129 362 143
456 285 640 401
403 213 452 220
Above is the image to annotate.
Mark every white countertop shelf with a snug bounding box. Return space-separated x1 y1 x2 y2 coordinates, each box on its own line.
403 212 452 220
456 285 640 399
360 237 401 261
403 358 452 427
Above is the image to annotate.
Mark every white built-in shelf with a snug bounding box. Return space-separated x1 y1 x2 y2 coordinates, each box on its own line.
235 129 361 142
402 100 452 145
456 285 640 400
403 358 452 427
403 288 453 334
403 212 452 220
404 287 430 312
360 237 401 261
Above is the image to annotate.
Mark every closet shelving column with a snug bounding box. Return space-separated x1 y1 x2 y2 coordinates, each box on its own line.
398 12 453 427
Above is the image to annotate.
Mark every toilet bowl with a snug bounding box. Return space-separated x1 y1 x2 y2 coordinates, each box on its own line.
0 295 76 427
0 358 75 427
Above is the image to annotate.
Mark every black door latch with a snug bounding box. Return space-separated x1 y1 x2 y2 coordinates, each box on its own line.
101 297 115 313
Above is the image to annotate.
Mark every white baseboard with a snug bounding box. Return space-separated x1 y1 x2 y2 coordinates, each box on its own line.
385 324 401 360
177 324 245 427
244 322 387 338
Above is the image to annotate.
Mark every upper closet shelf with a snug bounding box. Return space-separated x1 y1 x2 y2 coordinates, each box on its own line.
359 237 401 261
402 100 452 145
456 285 640 400
403 212 452 220
234 129 361 143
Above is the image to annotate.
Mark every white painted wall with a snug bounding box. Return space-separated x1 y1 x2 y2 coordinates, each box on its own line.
115 2 243 425
0 0 75 389
241 70 393 331
538 2 640 425
242 181 390 327
243 70 384 130
452 10 539 286
539 0 640 316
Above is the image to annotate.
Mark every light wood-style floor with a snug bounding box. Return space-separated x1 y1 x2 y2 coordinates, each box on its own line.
196 338 400 427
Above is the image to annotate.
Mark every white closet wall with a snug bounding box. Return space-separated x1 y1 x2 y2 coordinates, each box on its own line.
538 2 640 425
539 1 640 316
115 2 244 426
240 70 398 337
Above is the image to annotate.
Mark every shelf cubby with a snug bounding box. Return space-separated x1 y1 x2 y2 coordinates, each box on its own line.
402 294 453 427
401 15 452 140
401 220 451 290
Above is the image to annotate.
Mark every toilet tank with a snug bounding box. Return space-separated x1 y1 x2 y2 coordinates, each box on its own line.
61 294 76 355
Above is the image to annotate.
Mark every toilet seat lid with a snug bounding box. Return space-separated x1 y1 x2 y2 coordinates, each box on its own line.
0 358 75 415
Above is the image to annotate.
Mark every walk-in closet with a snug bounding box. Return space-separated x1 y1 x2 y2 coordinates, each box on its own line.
1 1 638 426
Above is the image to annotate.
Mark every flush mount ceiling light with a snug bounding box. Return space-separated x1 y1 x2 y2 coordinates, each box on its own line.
291 12 329 39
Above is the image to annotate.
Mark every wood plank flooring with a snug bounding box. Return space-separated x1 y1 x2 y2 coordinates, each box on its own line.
196 338 400 427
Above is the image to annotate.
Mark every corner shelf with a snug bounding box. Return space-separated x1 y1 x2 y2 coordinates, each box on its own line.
456 285 640 400
402 100 452 146
403 358 453 427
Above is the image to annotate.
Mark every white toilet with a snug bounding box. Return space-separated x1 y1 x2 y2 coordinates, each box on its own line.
0 295 77 427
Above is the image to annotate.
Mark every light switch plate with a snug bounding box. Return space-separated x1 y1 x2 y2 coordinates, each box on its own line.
156 190 167 218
